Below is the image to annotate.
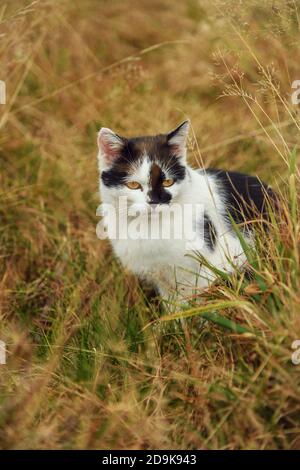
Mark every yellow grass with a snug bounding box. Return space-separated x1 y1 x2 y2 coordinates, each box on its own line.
0 0 300 449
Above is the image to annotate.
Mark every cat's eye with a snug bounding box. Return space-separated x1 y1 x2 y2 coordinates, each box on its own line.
126 181 142 190
162 178 175 188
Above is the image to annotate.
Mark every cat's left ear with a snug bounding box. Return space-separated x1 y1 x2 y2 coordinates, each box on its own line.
167 120 190 159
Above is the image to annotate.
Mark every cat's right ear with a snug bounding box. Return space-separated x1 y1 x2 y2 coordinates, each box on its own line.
97 128 124 166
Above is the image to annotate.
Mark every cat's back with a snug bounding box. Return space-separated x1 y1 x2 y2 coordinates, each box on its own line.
196 168 276 224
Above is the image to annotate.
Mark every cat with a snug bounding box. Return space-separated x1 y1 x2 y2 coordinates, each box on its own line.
97 121 275 304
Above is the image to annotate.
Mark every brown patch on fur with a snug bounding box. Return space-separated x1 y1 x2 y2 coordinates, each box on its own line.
150 162 162 188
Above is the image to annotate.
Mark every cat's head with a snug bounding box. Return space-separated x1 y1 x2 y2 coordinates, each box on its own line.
97 121 190 212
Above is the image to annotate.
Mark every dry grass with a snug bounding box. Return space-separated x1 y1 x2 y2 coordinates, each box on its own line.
0 0 300 449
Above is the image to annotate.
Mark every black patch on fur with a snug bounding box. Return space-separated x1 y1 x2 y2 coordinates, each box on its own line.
204 212 217 251
101 134 186 191
202 169 276 228
101 169 128 187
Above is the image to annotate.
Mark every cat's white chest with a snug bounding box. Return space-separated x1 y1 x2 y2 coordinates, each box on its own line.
111 236 197 297
111 236 187 274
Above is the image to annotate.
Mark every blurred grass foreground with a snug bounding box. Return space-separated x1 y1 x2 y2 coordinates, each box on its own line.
0 0 300 449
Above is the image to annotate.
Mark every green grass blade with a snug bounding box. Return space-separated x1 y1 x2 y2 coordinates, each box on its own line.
159 300 256 335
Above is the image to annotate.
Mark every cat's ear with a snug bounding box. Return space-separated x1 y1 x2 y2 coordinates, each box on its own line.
97 127 125 165
167 120 190 158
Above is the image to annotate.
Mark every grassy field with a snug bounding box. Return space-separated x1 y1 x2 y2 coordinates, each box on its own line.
0 0 300 449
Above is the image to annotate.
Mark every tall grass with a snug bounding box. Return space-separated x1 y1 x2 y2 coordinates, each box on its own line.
0 0 300 449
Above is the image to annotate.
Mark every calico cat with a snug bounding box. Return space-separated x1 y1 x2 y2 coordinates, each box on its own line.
97 121 274 303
